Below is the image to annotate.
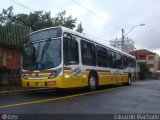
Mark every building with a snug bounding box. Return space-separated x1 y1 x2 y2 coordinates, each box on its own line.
0 47 22 86
0 24 29 86
109 37 135 53
129 49 160 73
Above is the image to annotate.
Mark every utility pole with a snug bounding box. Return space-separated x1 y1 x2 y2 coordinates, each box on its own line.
121 24 145 52
122 29 125 51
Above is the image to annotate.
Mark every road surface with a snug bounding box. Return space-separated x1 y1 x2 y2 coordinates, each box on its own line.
0 80 160 119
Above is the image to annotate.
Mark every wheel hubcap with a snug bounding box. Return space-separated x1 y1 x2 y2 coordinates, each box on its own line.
90 77 96 89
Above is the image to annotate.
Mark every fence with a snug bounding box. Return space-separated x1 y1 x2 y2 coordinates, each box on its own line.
0 69 21 86
0 23 30 50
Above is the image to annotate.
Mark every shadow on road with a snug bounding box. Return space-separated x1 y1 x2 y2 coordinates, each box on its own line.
25 84 123 98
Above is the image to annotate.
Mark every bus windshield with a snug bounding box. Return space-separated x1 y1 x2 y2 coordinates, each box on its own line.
23 38 61 70
27 27 62 42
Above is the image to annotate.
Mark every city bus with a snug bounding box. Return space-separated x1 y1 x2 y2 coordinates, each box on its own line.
22 26 136 90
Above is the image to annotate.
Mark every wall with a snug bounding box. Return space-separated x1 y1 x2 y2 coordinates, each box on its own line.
129 49 160 74
0 48 22 86
0 48 21 70
6 49 21 70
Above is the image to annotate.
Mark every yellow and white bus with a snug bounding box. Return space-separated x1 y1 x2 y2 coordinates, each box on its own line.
22 26 136 90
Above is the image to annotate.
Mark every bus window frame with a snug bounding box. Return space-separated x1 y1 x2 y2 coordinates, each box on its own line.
96 45 109 68
108 49 116 69
63 34 79 66
80 40 96 66
116 52 123 69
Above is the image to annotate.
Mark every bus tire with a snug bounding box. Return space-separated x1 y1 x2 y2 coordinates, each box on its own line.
88 73 97 91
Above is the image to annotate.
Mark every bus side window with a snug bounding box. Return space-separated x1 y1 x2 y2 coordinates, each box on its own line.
81 40 96 66
127 57 130 68
111 51 116 68
96 45 108 67
123 56 128 69
108 50 116 68
108 50 112 68
63 37 79 65
116 53 123 69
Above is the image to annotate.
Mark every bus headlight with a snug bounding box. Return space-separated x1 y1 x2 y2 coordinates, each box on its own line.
48 68 62 79
22 74 28 79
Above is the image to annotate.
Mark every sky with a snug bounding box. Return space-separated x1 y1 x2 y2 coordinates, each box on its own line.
0 0 160 55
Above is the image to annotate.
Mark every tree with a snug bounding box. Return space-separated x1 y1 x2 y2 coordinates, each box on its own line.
0 6 84 48
53 11 77 29
76 22 83 33
1 6 84 32
0 6 85 49
0 6 14 25
6 6 14 23
138 62 151 80
12 13 28 26
13 11 53 31
13 10 82 31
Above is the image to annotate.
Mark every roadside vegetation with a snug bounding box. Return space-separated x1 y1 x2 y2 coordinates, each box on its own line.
0 6 84 48
138 62 153 80
0 6 83 32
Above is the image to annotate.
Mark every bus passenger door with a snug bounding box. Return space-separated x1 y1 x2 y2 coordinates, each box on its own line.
63 34 82 88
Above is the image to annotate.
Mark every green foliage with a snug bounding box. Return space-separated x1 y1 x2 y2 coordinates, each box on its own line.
53 11 77 29
0 7 30 48
13 11 53 31
76 22 83 33
138 62 151 80
13 9 82 31
0 23 30 47
0 6 84 48
0 6 14 25
12 13 28 26
0 6 83 32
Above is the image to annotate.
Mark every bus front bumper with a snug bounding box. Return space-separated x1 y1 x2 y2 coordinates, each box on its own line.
22 76 64 88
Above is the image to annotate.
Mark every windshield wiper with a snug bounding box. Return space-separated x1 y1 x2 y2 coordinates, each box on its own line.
36 42 40 62
42 38 51 60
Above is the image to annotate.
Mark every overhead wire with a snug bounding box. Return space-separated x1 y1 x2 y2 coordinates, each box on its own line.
9 0 34 12
79 21 110 41
72 0 121 30
8 0 112 42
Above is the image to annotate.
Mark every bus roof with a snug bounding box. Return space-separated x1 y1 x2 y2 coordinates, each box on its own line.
29 26 135 59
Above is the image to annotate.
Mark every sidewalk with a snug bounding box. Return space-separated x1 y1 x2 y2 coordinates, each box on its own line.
0 86 51 96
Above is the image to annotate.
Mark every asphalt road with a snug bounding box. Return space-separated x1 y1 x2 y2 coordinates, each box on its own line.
0 80 160 114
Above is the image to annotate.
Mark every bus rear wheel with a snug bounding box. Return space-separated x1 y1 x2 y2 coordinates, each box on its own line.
88 73 97 91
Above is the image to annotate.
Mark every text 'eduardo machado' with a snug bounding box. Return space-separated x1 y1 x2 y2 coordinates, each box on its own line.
114 114 160 120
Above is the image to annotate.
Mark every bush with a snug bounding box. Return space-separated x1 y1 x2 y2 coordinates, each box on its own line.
138 62 151 80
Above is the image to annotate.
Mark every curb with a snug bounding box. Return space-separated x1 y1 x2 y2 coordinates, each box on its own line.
0 88 54 97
